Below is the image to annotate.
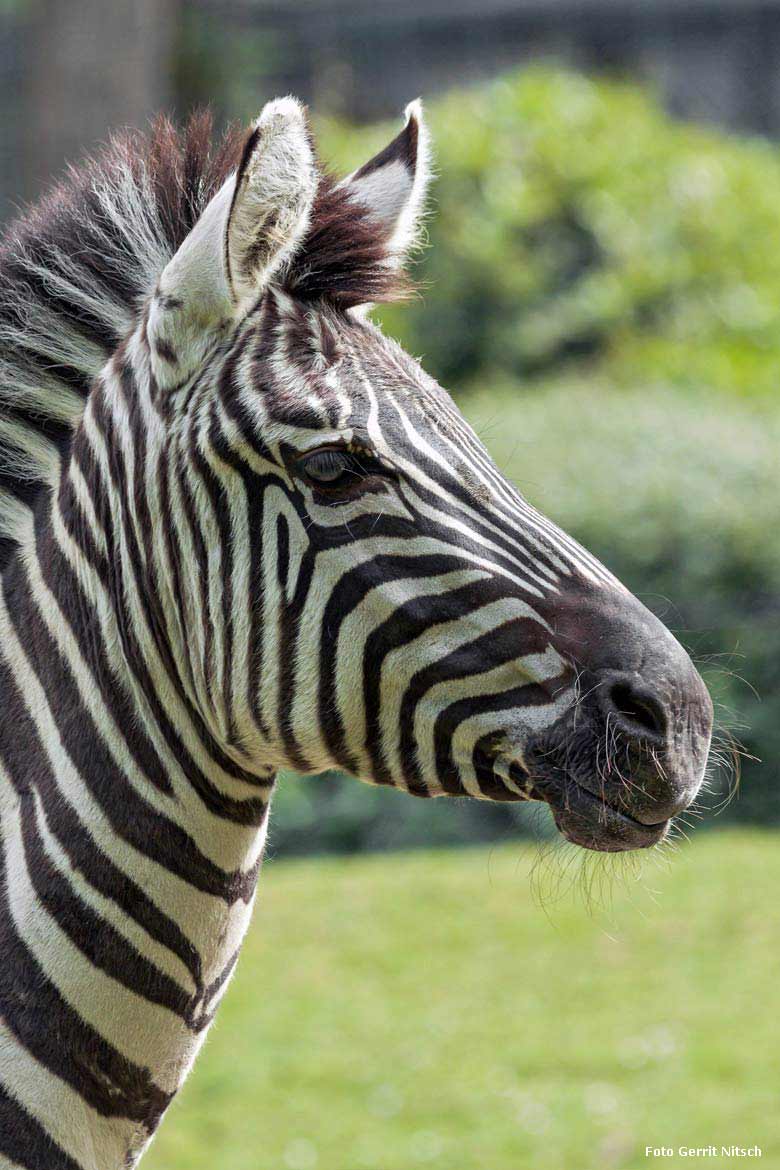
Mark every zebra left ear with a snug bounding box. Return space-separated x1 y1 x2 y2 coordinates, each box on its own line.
147 98 316 388
340 100 432 267
224 98 317 308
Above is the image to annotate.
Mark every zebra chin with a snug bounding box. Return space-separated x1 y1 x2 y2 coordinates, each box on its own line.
468 744 670 852
476 743 686 854
520 752 675 853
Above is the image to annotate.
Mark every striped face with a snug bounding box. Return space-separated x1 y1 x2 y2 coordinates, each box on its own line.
141 98 713 852
190 293 580 794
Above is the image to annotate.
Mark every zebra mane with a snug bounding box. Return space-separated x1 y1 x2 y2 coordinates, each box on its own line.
0 111 406 571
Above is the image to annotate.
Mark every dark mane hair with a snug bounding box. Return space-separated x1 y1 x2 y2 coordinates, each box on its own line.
0 110 403 570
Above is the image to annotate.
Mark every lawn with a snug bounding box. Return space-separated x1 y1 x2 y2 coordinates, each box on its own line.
145 830 779 1170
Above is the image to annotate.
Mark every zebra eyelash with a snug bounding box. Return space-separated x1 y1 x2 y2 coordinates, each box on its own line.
296 444 397 497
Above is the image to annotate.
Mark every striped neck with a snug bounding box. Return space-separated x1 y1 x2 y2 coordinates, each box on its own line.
0 453 274 1167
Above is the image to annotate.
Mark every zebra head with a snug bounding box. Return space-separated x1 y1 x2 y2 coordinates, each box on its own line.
135 98 712 853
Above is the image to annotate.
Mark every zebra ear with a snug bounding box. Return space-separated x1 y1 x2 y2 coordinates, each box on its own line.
340 100 432 267
148 98 317 385
224 98 317 307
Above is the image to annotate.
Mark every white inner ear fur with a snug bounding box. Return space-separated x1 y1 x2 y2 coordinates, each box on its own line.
154 180 235 328
348 160 413 230
342 99 433 264
225 96 317 310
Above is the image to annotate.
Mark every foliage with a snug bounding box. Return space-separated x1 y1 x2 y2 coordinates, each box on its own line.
320 69 780 397
146 833 780 1170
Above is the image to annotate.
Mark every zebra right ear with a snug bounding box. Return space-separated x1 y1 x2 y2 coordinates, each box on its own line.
147 98 317 387
339 100 432 271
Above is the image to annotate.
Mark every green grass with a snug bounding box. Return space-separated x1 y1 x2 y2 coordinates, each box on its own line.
146 831 780 1170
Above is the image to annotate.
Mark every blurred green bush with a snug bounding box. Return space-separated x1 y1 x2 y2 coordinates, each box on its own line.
321 69 780 396
269 71 779 857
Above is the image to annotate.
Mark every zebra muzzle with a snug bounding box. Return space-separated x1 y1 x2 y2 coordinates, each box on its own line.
523 591 714 852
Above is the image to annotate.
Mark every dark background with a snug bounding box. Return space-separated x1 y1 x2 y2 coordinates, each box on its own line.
6 1 780 216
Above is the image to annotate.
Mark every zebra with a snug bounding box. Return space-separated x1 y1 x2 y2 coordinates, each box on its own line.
0 96 712 1169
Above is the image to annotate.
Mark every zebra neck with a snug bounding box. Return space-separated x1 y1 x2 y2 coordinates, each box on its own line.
0 501 274 1170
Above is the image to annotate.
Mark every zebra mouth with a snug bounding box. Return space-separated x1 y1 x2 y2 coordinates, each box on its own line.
540 778 670 853
496 756 669 853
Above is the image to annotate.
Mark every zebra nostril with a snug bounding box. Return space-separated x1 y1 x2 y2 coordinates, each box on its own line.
603 676 668 740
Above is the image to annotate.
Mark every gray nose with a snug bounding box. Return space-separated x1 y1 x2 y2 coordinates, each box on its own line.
595 668 697 823
591 650 712 824
598 671 668 742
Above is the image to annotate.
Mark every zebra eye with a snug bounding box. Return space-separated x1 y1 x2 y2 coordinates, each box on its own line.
297 445 395 499
299 448 366 491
